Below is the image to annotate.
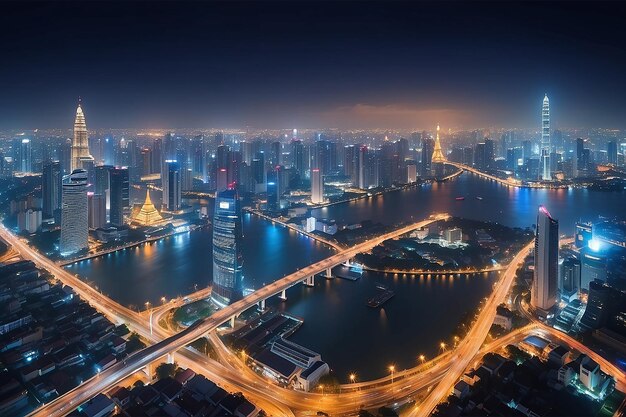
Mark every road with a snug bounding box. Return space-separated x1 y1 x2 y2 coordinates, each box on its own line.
13 216 622 417
21 214 448 417
406 239 535 417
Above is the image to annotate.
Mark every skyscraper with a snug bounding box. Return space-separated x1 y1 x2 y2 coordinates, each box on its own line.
291 140 304 177
531 205 559 312
42 161 62 222
607 141 618 165
421 138 434 177
109 167 129 226
60 169 89 256
19 139 32 173
211 189 243 307
71 101 94 171
162 160 181 211
311 168 323 204
541 94 551 180
88 193 106 229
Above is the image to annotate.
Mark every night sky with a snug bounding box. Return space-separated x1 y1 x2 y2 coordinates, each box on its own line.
2 2 626 129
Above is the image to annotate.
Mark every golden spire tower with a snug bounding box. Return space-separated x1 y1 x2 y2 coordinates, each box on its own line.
431 124 446 163
71 100 93 171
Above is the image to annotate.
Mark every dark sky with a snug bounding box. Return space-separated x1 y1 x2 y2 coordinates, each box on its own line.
2 1 626 129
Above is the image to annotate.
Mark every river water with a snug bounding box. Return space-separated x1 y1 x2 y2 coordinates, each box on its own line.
67 173 626 379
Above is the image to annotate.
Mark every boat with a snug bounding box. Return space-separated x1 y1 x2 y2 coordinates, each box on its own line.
455 196 465 201
367 289 395 308
476 196 483 200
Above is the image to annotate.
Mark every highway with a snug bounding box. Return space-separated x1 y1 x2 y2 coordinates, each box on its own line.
407 239 535 417
20 214 448 417
10 215 623 417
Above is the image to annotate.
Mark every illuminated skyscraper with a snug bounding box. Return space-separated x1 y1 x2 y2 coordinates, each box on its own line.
109 167 129 226
531 205 559 312
42 161 62 222
211 189 243 307
311 168 323 204
88 193 106 229
541 94 551 180
162 160 181 211
60 169 89 256
71 101 94 171
19 139 32 173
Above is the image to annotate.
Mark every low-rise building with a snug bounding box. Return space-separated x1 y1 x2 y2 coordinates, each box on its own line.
295 360 329 391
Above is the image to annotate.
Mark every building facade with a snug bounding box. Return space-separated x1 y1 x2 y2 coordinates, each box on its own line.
71 102 94 172
541 94 551 181
211 189 244 307
60 169 89 256
531 205 559 312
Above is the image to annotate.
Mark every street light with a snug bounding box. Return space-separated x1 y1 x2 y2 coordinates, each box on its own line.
440 342 447 352
419 354 426 364
349 373 356 383
389 365 395 383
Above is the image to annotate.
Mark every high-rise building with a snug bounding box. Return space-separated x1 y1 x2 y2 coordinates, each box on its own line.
421 138 434 177
575 222 593 249
531 205 559 312
344 145 357 184
60 169 89 256
211 189 244 307
109 168 129 226
42 161 62 222
291 140 304 177
71 102 94 171
560 257 581 297
88 193 106 229
541 94 551 180
406 163 417 183
162 160 181 211
17 209 42 234
19 139 32 173
580 248 607 291
607 141 618 165
311 168 323 204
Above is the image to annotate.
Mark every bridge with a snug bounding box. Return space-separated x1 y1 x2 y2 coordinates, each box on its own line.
24 214 448 417
444 161 524 187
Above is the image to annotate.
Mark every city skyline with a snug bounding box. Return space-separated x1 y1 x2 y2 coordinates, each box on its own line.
1 2 625 417
2 2 626 129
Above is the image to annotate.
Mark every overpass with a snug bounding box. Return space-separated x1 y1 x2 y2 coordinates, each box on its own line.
25 214 448 417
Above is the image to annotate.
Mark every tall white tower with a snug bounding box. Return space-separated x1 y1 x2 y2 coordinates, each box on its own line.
60 169 89 256
531 205 559 312
541 94 551 181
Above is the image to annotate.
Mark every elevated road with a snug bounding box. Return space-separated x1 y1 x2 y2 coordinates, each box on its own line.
407 239 535 417
23 214 448 417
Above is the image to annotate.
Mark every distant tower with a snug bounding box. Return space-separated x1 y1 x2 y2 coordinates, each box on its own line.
211 189 244 307
541 94 551 181
531 205 559 312
71 101 94 171
60 169 89 256
431 124 446 163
